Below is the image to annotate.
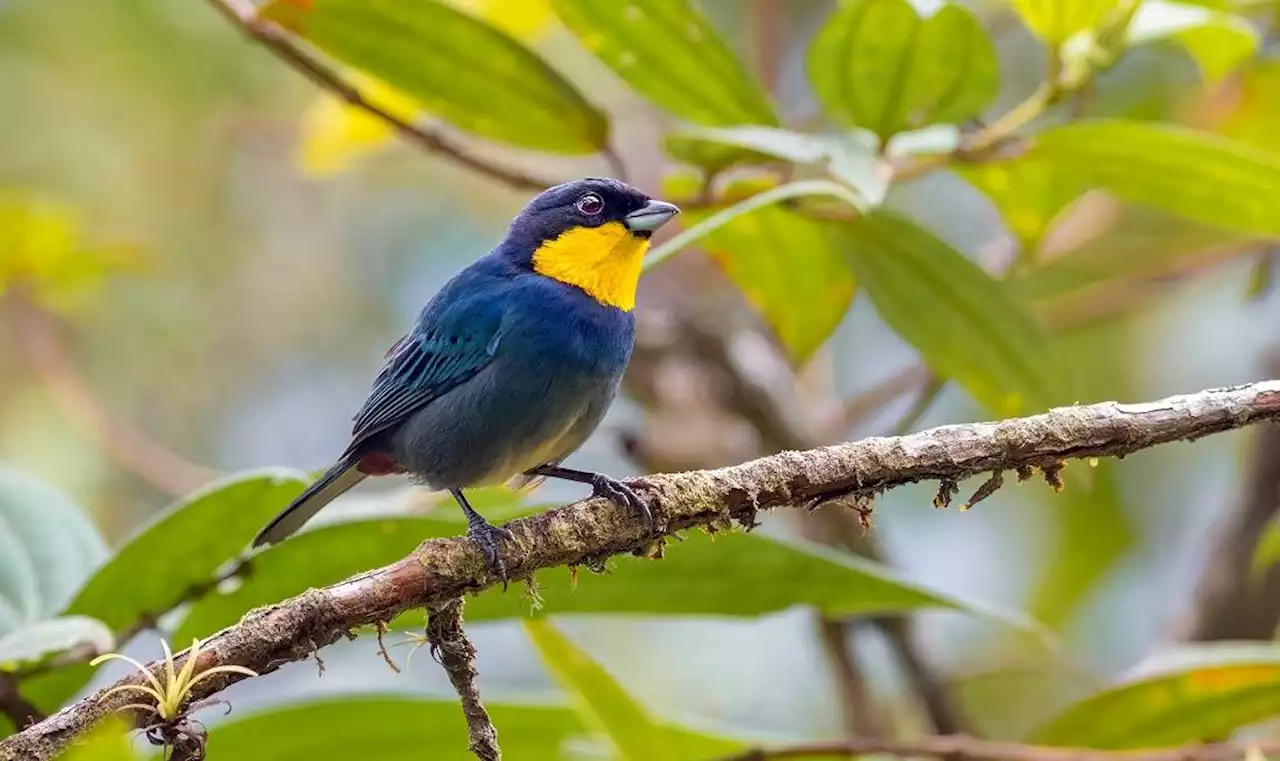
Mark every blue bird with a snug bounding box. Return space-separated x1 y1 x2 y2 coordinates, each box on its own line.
253 178 680 580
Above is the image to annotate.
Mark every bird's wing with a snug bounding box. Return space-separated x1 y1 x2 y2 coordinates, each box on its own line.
345 285 505 453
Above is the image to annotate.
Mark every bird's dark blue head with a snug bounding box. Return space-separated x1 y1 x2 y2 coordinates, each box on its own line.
497 178 680 312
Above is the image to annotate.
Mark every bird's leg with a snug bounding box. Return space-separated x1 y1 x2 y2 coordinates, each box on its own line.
525 465 654 529
452 489 516 588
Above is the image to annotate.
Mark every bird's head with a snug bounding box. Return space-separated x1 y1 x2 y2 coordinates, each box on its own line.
499 178 680 312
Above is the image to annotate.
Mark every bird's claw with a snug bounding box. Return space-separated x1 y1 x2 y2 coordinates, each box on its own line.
591 475 655 531
467 519 516 590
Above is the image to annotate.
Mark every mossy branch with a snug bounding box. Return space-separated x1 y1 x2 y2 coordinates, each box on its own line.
3 380 1279 761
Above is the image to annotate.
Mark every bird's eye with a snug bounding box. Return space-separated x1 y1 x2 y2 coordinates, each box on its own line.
576 193 604 215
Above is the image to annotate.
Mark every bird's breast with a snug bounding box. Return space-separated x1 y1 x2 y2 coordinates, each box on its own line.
504 276 636 377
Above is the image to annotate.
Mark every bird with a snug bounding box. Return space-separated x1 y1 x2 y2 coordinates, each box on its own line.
252 178 680 581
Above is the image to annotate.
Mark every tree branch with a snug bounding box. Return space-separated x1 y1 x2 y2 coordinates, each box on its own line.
720 734 1280 761
1174 350 1280 641
7 296 218 497
4 380 1280 761
426 600 499 761
203 0 554 192
0 674 42 730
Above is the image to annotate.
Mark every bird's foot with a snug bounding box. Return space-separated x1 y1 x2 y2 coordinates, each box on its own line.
590 475 654 530
466 517 517 590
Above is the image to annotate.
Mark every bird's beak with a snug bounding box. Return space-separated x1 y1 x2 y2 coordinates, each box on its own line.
624 200 681 234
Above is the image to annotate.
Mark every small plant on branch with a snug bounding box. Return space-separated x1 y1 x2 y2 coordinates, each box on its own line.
90 637 257 759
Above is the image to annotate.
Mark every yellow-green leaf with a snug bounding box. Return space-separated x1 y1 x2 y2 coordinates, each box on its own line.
955 154 1085 252
1128 0 1258 82
1252 513 1280 577
1033 119 1280 236
1010 0 1122 43
0 195 140 313
525 620 678 760
1031 643 1280 747
1216 59 1280 157
551 0 777 126
296 74 423 177
806 0 999 141
685 203 858 365
58 719 139 761
452 0 556 41
261 0 606 153
846 211 1061 416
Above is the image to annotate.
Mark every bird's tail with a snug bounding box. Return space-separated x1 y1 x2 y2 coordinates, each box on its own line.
252 460 366 548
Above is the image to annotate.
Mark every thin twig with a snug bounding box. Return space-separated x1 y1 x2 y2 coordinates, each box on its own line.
822 365 934 441
0 674 42 729
1175 347 1280 640
426 600 499 761
203 0 553 192
7 295 217 497
374 622 401 674
720 735 1280 761
813 616 889 737
5 380 1280 760
602 145 630 183
891 374 946 437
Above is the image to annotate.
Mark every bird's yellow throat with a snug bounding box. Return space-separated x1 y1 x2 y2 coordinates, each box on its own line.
531 222 648 311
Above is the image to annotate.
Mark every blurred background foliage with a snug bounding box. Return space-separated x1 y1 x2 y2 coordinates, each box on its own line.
5 0 1280 758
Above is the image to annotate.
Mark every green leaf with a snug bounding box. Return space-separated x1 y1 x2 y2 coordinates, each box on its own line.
646 180 867 270
806 0 999 141
1127 0 1258 83
846 211 1062 416
260 0 607 153
1252 513 1280 577
1032 120 1280 237
172 514 466 643
1009 0 1122 43
60 719 139 761
682 201 858 365
190 697 587 761
0 467 107 628
526 619 678 760
955 154 1085 253
1031 643 1280 747
1216 59 1280 157
663 133 775 173
63 468 309 632
551 0 777 126
23 470 309 714
180 694 740 761
677 127 891 205
0 616 113 670
175 516 1042 642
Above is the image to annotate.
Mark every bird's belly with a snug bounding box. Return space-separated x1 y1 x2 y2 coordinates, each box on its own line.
389 359 616 490
469 418 585 487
